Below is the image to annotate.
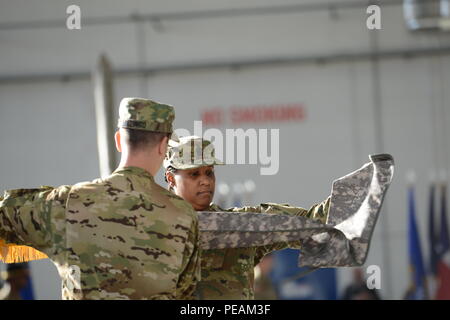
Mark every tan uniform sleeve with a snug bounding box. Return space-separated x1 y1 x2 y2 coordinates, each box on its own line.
175 214 202 299
228 196 331 265
0 185 69 254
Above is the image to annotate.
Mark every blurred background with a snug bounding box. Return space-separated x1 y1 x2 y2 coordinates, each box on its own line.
0 0 449 300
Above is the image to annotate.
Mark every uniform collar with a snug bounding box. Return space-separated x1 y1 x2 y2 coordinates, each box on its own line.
113 166 154 181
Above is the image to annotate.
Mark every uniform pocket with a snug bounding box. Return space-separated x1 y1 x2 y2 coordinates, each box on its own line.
222 248 255 273
201 249 226 270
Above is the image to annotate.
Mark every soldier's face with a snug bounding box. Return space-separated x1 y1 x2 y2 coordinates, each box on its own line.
172 166 216 211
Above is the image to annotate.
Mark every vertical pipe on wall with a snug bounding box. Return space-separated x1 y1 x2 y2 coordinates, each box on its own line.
437 37 449 180
92 54 118 178
348 62 363 168
369 27 394 299
429 55 440 180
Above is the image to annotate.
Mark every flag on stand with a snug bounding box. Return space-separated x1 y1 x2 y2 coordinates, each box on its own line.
404 186 428 300
435 184 450 299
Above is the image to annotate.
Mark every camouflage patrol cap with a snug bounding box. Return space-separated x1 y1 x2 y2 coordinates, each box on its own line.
117 97 175 133
164 136 224 170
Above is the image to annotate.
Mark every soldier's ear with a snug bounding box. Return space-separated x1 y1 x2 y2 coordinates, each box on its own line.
166 171 176 189
158 136 169 156
115 130 122 152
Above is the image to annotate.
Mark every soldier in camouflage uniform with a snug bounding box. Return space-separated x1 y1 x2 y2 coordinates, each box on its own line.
164 135 330 299
0 98 201 300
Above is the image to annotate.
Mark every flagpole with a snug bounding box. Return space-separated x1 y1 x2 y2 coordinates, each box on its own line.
405 172 429 300
435 174 450 299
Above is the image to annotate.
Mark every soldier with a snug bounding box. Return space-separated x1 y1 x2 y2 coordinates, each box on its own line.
4 263 31 300
164 135 331 299
0 98 201 300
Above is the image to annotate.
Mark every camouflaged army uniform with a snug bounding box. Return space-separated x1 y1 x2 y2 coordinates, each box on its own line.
164 135 224 170
197 200 329 299
164 135 330 300
0 98 201 299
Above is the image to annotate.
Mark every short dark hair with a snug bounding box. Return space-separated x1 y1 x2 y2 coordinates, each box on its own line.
121 128 169 151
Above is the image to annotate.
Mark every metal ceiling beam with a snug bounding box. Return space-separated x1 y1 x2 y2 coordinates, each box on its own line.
0 44 449 84
0 0 404 31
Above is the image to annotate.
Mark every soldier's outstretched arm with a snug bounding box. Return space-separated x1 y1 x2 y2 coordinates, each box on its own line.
175 215 202 299
0 185 69 258
228 197 330 223
227 198 331 263
199 154 394 268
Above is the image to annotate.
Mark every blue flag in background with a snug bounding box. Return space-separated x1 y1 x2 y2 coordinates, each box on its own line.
405 186 428 300
20 261 35 300
437 185 450 263
6 262 35 300
20 275 35 300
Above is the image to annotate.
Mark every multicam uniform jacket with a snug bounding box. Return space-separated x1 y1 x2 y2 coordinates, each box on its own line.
0 166 201 300
197 198 330 300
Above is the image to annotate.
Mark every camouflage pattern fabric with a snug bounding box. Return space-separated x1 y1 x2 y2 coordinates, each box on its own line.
0 167 201 300
196 199 330 300
117 97 175 133
197 154 394 269
164 135 329 299
163 135 394 299
164 135 224 170
299 153 394 267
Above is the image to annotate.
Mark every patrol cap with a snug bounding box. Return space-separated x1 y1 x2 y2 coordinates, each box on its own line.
117 97 175 133
164 136 224 170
